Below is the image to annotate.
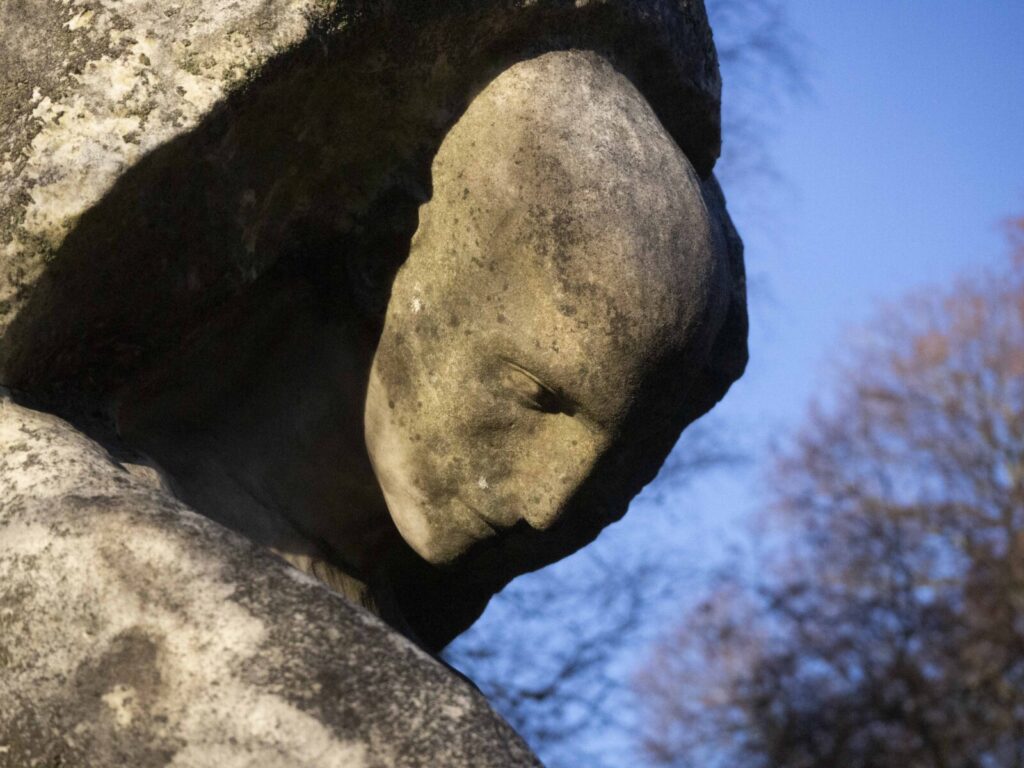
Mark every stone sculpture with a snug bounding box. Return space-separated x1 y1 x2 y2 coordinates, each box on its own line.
0 1 747 764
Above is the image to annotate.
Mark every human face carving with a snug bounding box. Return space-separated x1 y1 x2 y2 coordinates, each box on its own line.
364 51 725 567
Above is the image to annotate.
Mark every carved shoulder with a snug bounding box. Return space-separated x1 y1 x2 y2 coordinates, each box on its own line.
0 396 538 767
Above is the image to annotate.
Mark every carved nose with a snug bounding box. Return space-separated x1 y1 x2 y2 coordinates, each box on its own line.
522 497 566 531
521 449 599 531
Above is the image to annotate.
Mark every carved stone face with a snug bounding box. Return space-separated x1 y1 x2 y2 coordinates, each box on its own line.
365 51 733 568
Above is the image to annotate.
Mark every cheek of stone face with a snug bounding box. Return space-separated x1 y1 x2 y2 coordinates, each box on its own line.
365 352 503 563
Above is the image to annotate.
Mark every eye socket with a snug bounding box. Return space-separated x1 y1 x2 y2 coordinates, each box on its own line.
501 364 567 415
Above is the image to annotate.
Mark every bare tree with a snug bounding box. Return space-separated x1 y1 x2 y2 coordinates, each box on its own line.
636 220 1024 768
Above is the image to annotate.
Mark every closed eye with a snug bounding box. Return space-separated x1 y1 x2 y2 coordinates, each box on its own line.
501 363 575 416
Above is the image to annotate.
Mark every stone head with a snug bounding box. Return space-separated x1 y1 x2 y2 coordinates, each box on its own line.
366 51 745 578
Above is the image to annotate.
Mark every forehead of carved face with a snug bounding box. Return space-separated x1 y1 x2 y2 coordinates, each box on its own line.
365 50 728 566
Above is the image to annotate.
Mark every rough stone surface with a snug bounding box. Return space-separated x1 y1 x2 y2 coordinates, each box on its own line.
105 50 748 650
0 2 746 764
0 393 540 767
0 0 720 398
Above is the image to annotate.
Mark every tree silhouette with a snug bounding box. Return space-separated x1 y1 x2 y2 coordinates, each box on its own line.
636 219 1024 768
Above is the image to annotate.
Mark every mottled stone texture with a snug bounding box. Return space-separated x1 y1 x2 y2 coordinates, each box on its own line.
0 0 720 399
0 1 741 765
0 393 540 767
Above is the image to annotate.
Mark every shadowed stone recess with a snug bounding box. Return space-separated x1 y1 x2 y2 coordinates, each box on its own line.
0 0 722 395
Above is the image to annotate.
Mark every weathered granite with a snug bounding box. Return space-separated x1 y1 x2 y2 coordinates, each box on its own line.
0 392 540 767
0 0 721 398
0 2 746 764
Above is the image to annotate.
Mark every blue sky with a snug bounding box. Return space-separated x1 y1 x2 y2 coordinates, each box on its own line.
664 0 1024 560
453 3 1024 764
741 0 1024 422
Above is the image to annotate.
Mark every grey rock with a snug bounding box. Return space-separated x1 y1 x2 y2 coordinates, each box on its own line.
0 393 540 767
0 0 721 393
